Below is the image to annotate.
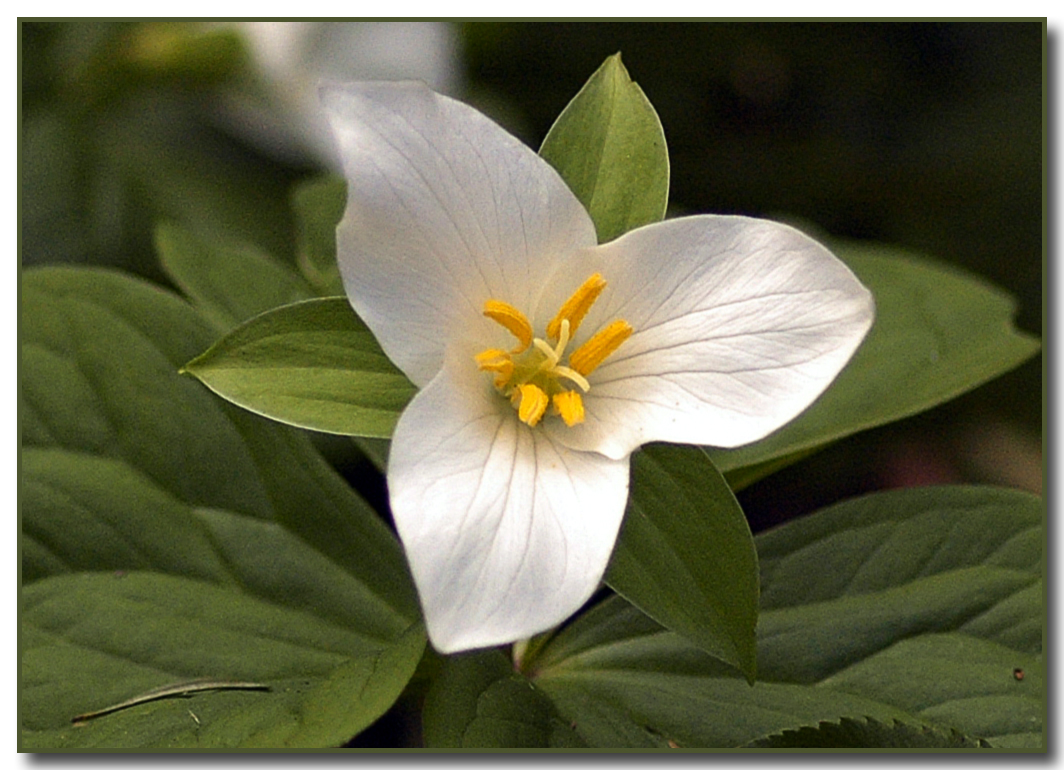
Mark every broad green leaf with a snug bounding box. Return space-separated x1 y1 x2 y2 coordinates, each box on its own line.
819 634 1042 749
744 717 991 749
23 448 235 585
23 265 282 519
530 598 918 749
421 650 586 749
539 53 669 244
155 220 313 331
606 444 758 681
22 266 424 747
182 298 416 437
291 174 347 297
755 485 1042 680
711 244 1040 488
520 485 1042 748
21 573 425 749
22 267 417 612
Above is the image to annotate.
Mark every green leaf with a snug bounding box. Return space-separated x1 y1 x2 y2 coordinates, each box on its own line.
23 266 417 612
22 266 425 747
711 244 1041 488
23 265 285 520
182 298 417 437
540 53 669 243
422 650 586 749
818 635 1042 749
744 717 991 749
23 448 235 585
754 485 1043 749
606 444 758 682
291 174 347 297
520 485 1042 748
21 573 425 749
755 485 1043 680
155 220 314 331
530 598 917 749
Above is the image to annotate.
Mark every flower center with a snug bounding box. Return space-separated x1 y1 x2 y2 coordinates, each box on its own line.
475 273 633 427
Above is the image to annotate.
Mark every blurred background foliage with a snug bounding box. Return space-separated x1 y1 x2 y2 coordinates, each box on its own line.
20 21 1042 536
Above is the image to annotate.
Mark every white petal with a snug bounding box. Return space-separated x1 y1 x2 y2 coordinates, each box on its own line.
321 82 597 386
548 216 875 459
388 357 630 653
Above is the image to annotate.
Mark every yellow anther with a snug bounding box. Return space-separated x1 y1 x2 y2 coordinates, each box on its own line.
477 274 631 429
475 348 509 366
483 300 533 353
553 390 585 427
569 320 634 376
475 349 514 388
546 273 607 342
516 383 549 427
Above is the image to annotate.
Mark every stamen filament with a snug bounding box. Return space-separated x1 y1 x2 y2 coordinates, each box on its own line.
552 366 590 392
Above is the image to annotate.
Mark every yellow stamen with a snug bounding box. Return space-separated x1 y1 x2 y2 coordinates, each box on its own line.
475 348 508 366
553 390 585 426
475 349 515 388
569 320 634 376
546 273 607 341
484 300 533 353
475 273 632 429
516 383 549 426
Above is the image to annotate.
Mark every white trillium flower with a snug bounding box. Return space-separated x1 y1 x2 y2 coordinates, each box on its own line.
322 81 875 654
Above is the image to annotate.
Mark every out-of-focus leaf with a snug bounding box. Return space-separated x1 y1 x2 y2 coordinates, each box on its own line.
155 221 313 330
291 174 347 296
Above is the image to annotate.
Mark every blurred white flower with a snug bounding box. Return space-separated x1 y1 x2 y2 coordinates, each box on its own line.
216 22 461 167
